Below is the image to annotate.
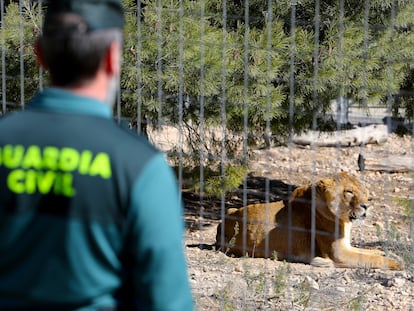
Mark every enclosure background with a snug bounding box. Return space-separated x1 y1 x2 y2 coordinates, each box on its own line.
1 0 413 310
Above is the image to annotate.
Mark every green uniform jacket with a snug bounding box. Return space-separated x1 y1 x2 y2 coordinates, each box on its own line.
0 88 194 311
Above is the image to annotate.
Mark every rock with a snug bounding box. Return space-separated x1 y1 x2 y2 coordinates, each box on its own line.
383 277 405 288
393 277 405 287
343 273 351 283
336 287 346 293
305 276 319 290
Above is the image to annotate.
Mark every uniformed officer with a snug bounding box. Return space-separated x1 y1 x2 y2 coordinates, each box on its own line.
0 1 193 310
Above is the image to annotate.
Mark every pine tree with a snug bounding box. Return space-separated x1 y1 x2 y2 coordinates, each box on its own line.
120 0 414 150
0 1 42 113
1 0 413 140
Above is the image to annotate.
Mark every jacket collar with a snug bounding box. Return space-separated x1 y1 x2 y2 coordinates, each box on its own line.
28 87 112 119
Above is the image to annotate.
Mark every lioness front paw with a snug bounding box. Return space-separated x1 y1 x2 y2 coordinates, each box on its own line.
311 257 334 268
387 257 404 270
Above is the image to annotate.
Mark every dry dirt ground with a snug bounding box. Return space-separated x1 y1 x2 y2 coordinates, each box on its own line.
183 133 414 311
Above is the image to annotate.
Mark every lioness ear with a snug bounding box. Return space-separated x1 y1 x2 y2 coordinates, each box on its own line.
315 180 329 196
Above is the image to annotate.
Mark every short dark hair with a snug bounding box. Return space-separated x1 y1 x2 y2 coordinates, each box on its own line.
38 13 122 87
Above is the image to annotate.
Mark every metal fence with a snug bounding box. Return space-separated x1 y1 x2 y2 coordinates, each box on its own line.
1 0 414 310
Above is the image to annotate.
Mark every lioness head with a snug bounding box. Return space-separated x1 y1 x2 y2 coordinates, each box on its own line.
290 171 369 223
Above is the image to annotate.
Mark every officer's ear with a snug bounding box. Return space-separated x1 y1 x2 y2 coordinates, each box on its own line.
34 39 48 70
104 41 122 78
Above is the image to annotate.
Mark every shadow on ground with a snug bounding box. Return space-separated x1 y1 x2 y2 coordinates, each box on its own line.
183 174 297 232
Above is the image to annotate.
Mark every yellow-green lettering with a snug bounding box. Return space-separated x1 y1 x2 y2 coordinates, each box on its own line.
25 170 37 194
37 171 56 194
7 169 25 193
53 172 76 197
22 145 42 169
78 150 93 175
61 173 76 197
89 153 112 179
59 148 79 172
3 145 24 168
43 146 60 170
4 146 111 197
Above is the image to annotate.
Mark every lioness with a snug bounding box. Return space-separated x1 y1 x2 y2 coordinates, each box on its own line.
216 172 402 270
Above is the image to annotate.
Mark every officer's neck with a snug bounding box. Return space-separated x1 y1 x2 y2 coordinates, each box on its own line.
62 69 109 104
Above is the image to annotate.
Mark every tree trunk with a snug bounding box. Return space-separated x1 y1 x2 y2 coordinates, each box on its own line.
357 152 414 173
292 124 388 147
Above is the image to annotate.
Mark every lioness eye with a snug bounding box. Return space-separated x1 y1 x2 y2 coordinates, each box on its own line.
344 190 354 199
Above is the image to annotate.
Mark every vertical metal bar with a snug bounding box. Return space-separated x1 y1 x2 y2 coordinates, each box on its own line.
338 0 345 125
287 0 297 267
335 0 345 262
264 0 274 260
156 0 163 131
136 1 142 134
1 0 6 114
177 0 184 203
241 0 250 263
19 0 25 110
219 0 228 259
136 0 143 134
38 0 43 91
199 0 206 232
116 0 122 127
242 1 250 308
355 0 370 201
286 2 297 308
310 0 321 266
362 0 370 112
263 2 274 306
384 0 396 253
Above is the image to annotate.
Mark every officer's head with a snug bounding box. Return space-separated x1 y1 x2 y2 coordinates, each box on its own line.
35 0 124 103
